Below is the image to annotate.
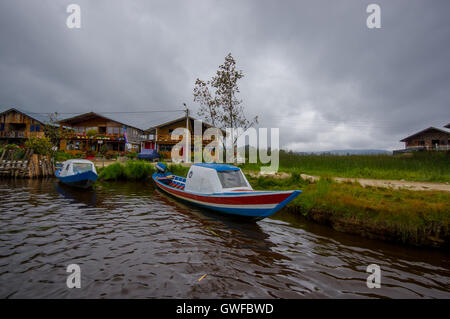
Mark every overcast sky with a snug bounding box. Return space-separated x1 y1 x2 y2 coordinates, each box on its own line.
1 0 449 151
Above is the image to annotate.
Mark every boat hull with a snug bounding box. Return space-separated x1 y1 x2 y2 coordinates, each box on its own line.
56 170 98 189
152 173 301 219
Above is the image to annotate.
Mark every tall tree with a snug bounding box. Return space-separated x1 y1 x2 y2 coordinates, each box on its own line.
44 112 61 148
193 53 258 147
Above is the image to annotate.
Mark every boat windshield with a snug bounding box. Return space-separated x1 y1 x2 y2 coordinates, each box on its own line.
73 163 93 173
217 170 248 188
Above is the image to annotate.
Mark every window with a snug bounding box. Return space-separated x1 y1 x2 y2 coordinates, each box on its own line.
159 144 173 152
73 163 93 173
0 123 4 131
217 170 248 188
419 141 425 146
35 124 40 132
30 124 34 132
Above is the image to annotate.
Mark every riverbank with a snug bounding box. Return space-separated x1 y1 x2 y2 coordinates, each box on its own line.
247 174 450 249
96 160 450 249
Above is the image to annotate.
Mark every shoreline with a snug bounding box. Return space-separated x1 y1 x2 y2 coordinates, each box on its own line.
93 161 450 249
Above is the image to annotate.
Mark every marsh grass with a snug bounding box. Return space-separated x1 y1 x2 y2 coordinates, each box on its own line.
240 151 450 182
99 161 155 181
246 172 450 244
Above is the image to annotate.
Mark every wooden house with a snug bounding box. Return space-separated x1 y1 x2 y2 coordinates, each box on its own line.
58 112 147 156
145 116 222 159
399 126 450 151
0 107 46 145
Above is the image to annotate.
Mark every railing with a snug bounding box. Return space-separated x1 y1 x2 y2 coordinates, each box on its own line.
406 145 450 151
156 134 217 143
0 131 27 138
62 132 149 143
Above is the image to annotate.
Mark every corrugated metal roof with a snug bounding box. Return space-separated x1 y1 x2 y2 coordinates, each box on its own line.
400 126 450 142
0 106 50 124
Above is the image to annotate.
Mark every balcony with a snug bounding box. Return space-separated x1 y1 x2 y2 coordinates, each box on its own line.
155 134 218 144
62 132 148 143
0 131 27 138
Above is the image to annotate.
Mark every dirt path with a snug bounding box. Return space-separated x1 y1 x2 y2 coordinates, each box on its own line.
246 171 450 192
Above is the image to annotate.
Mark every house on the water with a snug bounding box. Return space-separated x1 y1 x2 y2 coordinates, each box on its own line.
145 116 222 159
0 107 47 145
58 112 148 156
396 125 450 153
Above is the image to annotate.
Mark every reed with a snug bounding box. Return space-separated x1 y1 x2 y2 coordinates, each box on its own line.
98 160 155 181
240 151 450 182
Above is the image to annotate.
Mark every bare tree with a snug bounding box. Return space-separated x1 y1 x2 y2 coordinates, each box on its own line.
193 53 258 148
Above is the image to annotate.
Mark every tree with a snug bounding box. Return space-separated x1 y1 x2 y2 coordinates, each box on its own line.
193 53 258 148
44 112 61 148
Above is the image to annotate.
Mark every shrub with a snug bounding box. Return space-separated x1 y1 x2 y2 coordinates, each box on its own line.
99 160 155 181
126 152 138 159
123 160 155 180
99 163 125 180
4 144 19 151
55 151 76 161
105 151 118 160
86 129 97 137
25 137 52 155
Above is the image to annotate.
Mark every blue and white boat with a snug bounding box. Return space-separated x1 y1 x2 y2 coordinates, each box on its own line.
152 163 301 220
55 159 98 189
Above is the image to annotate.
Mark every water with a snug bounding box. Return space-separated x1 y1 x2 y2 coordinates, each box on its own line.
0 179 449 298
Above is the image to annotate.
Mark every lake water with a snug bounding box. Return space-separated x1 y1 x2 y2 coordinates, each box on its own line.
0 179 449 298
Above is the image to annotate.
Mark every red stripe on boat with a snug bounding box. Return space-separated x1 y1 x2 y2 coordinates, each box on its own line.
157 180 291 205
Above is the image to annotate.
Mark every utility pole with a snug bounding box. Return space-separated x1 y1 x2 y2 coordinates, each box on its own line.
183 103 189 163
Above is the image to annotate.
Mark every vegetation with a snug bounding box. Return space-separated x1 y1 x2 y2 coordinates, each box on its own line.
25 136 53 155
246 173 450 247
193 53 258 148
240 150 450 183
98 160 155 181
44 112 61 147
125 151 138 159
86 128 97 137
54 151 77 162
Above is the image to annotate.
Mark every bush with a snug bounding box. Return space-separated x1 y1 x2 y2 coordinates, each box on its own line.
86 129 97 137
99 163 125 180
99 160 155 181
125 152 138 159
123 160 155 180
55 151 76 162
25 137 52 155
4 144 19 151
105 151 118 160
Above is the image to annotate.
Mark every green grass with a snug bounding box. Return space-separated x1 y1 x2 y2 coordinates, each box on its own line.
246 173 450 246
240 151 450 183
98 160 155 181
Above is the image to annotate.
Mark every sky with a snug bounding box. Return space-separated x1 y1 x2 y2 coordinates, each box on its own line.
1 0 449 152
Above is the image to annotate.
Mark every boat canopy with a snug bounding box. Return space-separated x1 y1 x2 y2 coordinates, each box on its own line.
59 159 97 177
184 163 252 194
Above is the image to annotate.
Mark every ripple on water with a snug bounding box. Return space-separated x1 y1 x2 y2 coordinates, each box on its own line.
0 179 449 298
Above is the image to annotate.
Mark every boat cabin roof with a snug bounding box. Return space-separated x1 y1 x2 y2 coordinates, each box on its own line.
192 163 240 171
64 159 95 165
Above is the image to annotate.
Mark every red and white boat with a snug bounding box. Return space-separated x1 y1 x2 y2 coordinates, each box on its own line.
152 163 301 220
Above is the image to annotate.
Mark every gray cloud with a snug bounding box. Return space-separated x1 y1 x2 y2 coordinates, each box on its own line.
1 0 449 151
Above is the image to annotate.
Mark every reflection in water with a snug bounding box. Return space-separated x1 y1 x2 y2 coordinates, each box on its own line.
55 183 98 207
0 178 449 298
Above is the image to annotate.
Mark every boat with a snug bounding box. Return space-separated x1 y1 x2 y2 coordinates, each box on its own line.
55 159 98 189
152 162 301 220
